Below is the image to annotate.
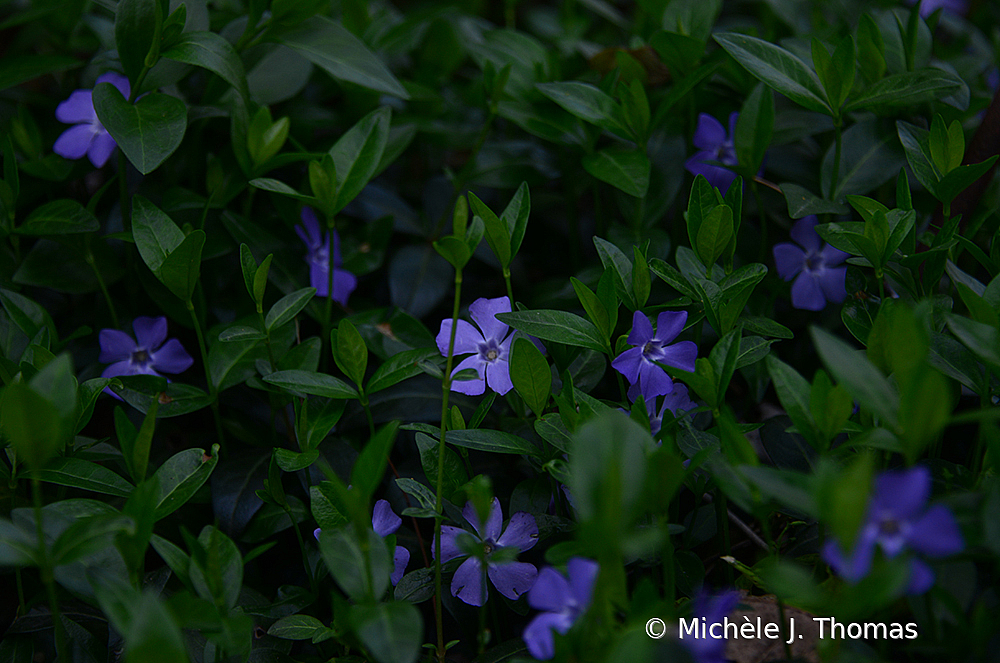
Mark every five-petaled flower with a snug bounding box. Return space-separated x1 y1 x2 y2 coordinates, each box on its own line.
99 316 193 381
53 72 130 168
685 112 740 193
522 557 599 660
314 499 409 585
437 497 538 606
682 590 740 663
612 310 697 400
296 207 358 306
436 296 516 396
772 215 849 311
822 465 964 595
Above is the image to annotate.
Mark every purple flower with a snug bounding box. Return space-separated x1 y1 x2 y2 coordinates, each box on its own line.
53 72 130 168
435 296 514 396
644 384 696 437
437 497 538 606
822 466 964 595
522 557 599 660
99 316 193 380
681 590 739 663
907 0 966 17
612 310 697 400
295 207 358 306
314 499 409 586
685 112 739 192
772 215 848 311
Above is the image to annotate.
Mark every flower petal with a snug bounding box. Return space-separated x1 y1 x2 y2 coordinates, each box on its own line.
790 215 822 253
55 90 96 124
773 243 806 281
496 511 538 552
638 358 673 398
625 310 653 347
527 567 573 612
436 319 484 357
101 360 137 379
822 528 877 583
523 611 571 661
469 296 511 343
151 339 194 374
87 130 117 168
692 113 726 151
452 556 488 606
99 329 136 363
488 560 537 600
309 261 329 297
685 156 737 192
653 310 687 344
331 268 357 306
906 558 935 595
437 525 466 563
790 272 826 311
820 242 849 267
906 504 963 558
96 71 131 99
450 354 486 396
468 497 503 541
658 340 698 373
297 208 323 249
819 266 848 305
132 316 168 351
872 466 930 520
611 346 644 384
372 499 402 537
485 359 514 395
390 546 409 586
727 112 739 142
567 557 600 609
53 124 95 160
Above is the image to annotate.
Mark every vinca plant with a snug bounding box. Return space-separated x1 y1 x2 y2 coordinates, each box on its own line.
2 0 1000 662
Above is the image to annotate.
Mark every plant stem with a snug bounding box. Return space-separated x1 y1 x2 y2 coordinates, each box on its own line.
503 267 514 305
188 300 226 451
752 181 768 264
715 493 733 585
830 120 843 202
33 478 66 657
86 237 120 329
118 151 131 231
434 269 463 663
322 216 337 371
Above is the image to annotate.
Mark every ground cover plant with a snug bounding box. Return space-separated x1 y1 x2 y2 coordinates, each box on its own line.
2 0 1000 661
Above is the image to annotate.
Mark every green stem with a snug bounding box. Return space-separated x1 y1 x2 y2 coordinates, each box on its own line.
362 396 376 439
118 150 131 231
436 111 497 237
288 504 317 594
188 300 226 450
86 238 120 329
752 181 768 264
434 269 463 663
33 478 66 657
322 216 337 371
715 494 733 585
830 120 843 202
503 267 514 305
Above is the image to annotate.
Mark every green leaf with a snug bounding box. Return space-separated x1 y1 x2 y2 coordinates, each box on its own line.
268 614 324 640
509 338 551 417
274 448 320 472
318 526 391 602
820 118 905 201
896 120 940 197
857 14 886 84
158 230 205 301
695 205 733 269
265 287 316 331
115 0 157 86
593 237 635 310
15 199 99 235
351 421 399 503
335 319 368 389
153 445 220 520
735 83 774 174
219 325 266 342
811 326 898 428
161 31 250 102
248 177 316 204
433 235 472 270
263 369 359 398
278 17 409 98
845 68 964 114
714 32 830 114
501 182 531 259
366 348 439 394
350 602 422 663
570 277 610 342
535 81 628 137
445 428 542 457
29 458 135 497
92 84 187 175
469 192 510 268
0 55 80 91
781 183 849 219
495 310 606 353
132 195 184 274
330 107 392 213
239 244 258 301
0 357 75 469
581 148 650 198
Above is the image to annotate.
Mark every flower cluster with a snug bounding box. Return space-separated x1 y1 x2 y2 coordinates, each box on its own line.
822 466 963 595
437 498 538 606
436 296 515 396
296 207 358 306
54 72 129 168
773 215 848 311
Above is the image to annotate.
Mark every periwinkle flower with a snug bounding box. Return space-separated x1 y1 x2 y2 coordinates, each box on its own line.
822 465 963 595
435 296 515 396
99 316 193 380
313 499 409 585
295 207 358 306
685 112 739 192
908 0 966 17
612 310 697 400
772 215 848 311
53 72 130 168
437 497 538 607
644 384 696 437
682 590 739 663
522 557 599 660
